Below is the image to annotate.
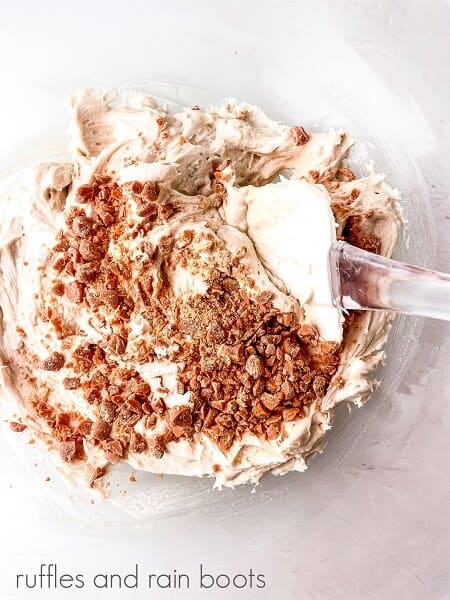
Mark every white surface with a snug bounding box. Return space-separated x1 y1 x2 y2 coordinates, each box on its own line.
0 1 449 599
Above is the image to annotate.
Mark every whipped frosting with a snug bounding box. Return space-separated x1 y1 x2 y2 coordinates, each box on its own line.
0 88 402 489
222 178 342 342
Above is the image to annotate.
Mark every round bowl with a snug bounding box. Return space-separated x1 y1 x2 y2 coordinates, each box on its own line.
0 2 448 598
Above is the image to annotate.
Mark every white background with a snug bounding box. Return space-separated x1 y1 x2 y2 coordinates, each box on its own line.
0 1 449 599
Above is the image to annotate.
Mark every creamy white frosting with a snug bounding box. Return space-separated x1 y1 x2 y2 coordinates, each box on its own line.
222 178 343 342
0 88 402 489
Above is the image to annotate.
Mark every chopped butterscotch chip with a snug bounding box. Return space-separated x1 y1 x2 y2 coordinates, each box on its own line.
337 166 356 181
141 401 153 415
107 392 122 405
342 215 381 254
309 169 320 183
151 398 166 415
251 379 264 397
90 420 111 441
129 431 147 454
52 281 65 296
279 312 296 327
63 376 81 390
141 181 159 202
78 239 105 261
104 439 123 463
89 466 106 488
266 423 281 440
52 255 67 272
148 436 165 459
172 425 184 438
136 197 158 218
282 407 299 421
72 215 96 238
75 262 98 283
222 343 244 364
158 234 174 255
130 380 151 395
290 125 310 146
169 406 192 427
76 185 95 203
144 414 158 429
266 413 282 425
264 343 276 357
126 396 144 414
215 413 234 428
100 288 119 309
218 431 234 453
297 323 318 340
245 354 264 379
10 421 27 432
281 380 295 400
358 235 380 254
256 290 272 304
77 420 92 437
59 440 76 462
99 400 116 423
53 236 70 252
282 337 301 358
175 229 194 250
253 401 271 418
335 376 345 388
108 334 127 355
312 375 327 398
261 393 280 411
116 408 141 427
41 351 65 371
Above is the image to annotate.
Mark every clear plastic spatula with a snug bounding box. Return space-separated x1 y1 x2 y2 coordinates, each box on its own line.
329 241 450 321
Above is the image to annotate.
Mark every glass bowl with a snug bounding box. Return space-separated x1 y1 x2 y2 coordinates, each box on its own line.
0 3 449 597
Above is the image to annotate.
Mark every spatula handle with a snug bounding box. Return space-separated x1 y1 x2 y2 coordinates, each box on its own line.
329 241 450 322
